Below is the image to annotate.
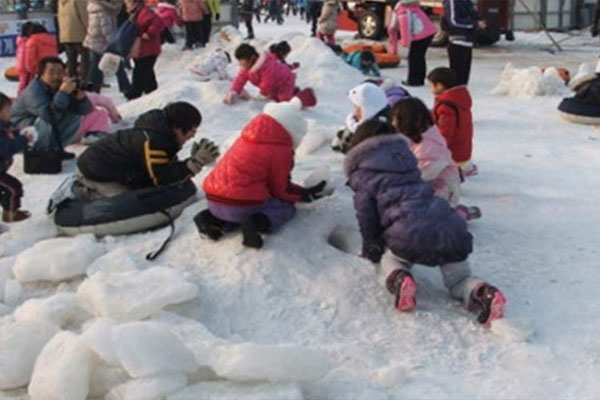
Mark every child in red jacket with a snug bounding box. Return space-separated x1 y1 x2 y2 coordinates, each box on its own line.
427 67 477 177
223 44 316 108
24 24 58 84
198 98 327 248
16 22 35 95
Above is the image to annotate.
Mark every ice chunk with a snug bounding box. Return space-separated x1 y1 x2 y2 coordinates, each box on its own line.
0 256 15 300
167 381 304 400
490 318 535 343
113 321 198 378
211 343 331 382
105 373 188 400
77 267 198 321
0 320 59 389
14 292 86 328
86 248 138 277
88 364 130 398
3 279 22 306
28 331 96 400
13 236 106 283
80 318 120 365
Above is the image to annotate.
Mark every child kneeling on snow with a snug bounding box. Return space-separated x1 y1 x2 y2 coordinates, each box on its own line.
343 50 380 77
197 98 328 248
427 67 477 178
391 97 481 220
332 82 407 153
222 44 316 107
189 48 231 81
344 118 505 325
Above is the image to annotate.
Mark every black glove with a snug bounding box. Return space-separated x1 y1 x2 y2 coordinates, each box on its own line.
592 25 599 37
300 181 326 203
361 240 384 264
215 12 220 21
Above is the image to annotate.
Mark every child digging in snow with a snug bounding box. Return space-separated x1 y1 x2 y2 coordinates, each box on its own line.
391 97 481 220
427 67 478 178
344 117 505 325
269 41 300 70
223 43 316 107
189 48 231 81
197 98 329 248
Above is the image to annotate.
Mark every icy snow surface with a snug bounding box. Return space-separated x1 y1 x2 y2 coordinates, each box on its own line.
0 18 599 399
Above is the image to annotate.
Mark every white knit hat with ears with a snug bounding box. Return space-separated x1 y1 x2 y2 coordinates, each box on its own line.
348 82 389 123
263 97 307 149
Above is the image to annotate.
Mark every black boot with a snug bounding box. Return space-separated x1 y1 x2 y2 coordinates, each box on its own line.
241 213 270 248
194 209 231 241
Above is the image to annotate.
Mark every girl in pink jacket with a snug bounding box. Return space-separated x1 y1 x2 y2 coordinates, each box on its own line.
223 44 316 108
179 0 209 49
388 0 436 86
392 98 481 220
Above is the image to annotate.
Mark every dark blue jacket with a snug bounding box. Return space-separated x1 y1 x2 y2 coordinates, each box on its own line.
443 0 480 46
344 133 472 266
0 121 27 173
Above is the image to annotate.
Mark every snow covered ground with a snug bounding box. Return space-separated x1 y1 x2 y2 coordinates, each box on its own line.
1 17 600 400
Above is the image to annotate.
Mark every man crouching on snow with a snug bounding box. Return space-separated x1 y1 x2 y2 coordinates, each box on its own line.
47 102 219 207
196 98 328 248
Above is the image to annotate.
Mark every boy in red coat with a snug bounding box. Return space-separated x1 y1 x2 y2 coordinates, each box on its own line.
223 44 316 108
427 67 477 177
25 24 58 84
198 98 327 248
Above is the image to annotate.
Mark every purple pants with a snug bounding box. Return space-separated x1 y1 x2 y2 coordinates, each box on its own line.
208 198 296 231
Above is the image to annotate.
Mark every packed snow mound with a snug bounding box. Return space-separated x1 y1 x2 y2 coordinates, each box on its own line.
86 248 138 277
3 279 22 306
81 318 120 365
28 331 96 400
569 61 599 90
0 320 59 389
210 343 332 382
0 256 14 301
167 381 304 400
105 373 188 400
112 321 199 378
492 63 568 98
12 235 106 283
76 267 199 321
14 292 86 328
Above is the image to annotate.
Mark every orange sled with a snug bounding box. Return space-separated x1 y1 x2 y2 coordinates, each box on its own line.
343 44 400 68
4 66 18 82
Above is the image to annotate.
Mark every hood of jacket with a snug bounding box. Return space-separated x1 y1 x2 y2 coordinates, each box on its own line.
344 133 412 177
241 114 293 147
436 86 472 110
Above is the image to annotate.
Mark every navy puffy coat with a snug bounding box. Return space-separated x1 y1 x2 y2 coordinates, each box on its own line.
344 133 473 266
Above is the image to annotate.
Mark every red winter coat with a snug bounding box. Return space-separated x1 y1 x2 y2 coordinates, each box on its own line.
230 52 296 102
432 86 473 164
178 0 208 22
203 114 303 206
156 2 183 28
25 33 59 76
132 6 164 58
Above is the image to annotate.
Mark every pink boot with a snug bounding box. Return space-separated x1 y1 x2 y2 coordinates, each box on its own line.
385 268 417 312
469 283 506 325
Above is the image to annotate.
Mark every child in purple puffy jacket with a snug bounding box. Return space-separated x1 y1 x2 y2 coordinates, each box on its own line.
344 116 506 325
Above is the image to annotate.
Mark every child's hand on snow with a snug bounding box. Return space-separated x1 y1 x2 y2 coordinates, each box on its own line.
223 92 237 104
239 90 251 101
292 62 300 69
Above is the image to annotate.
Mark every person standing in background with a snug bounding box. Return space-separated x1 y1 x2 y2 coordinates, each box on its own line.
307 0 323 36
591 0 600 42
57 0 89 79
203 0 220 44
442 0 485 85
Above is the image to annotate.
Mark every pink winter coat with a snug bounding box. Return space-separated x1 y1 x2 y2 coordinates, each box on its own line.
178 0 208 22
86 92 121 123
230 52 296 102
410 126 461 207
156 2 183 28
393 2 436 47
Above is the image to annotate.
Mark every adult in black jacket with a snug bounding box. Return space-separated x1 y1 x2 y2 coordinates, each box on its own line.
442 0 486 85
77 102 219 197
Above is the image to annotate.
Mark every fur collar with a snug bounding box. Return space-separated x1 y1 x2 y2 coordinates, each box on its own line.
344 133 410 177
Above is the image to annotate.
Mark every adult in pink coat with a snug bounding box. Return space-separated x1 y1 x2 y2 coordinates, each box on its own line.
388 0 436 86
